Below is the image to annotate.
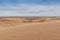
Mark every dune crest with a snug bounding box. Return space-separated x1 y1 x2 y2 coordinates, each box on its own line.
0 17 60 26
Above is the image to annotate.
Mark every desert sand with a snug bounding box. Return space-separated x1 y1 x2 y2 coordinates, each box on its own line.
0 17 60 40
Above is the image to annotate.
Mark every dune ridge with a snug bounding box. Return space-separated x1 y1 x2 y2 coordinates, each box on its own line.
0 17 60 26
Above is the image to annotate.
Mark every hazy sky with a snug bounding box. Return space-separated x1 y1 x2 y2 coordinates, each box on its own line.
0 0 60 16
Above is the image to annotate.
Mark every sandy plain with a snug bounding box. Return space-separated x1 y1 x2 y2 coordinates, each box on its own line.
0 17 60 40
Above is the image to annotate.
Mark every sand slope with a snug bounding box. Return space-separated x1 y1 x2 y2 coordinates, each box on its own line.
0 17 59 26
0 21 60 40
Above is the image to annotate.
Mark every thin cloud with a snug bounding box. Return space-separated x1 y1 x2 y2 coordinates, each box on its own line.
0 4 60 16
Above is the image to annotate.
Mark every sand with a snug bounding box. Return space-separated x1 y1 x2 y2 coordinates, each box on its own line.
0 17 58 26
0 20 60 40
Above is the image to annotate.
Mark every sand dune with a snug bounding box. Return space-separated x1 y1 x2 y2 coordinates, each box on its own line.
0 17 60 26
0 20 60 40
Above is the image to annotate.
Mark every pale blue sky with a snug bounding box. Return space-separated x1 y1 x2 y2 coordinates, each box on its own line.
0 0 60 16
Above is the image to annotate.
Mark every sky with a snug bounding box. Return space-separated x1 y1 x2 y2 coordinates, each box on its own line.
0 0 60 16
0 0 60 5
